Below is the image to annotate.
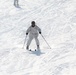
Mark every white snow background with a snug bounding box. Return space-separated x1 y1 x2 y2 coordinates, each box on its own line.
0 0 76 75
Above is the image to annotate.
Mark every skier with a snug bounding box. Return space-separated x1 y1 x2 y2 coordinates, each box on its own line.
26 21 41 50
14 0 19 7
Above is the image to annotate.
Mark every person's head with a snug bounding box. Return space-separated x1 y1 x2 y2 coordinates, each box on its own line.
31 21 35 27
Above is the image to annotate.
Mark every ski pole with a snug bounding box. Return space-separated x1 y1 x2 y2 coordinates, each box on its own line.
22 35 27 49
41 34 51 49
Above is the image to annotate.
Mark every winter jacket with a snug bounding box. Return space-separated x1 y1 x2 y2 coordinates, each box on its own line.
26 25 41 37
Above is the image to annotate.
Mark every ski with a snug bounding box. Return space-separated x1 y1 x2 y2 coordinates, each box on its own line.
26 49 42 56
29 49 37 51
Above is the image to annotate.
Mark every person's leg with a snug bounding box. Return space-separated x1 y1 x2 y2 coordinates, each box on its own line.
14 0 16 6
14 0 18 6
35 37 40 50
26 36 33 50
17 0 19 6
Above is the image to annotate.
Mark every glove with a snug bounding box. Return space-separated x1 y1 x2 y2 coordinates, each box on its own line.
26 33 28 35
39 32 41 34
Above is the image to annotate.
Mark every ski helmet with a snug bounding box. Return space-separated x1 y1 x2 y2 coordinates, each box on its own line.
31 21 35 27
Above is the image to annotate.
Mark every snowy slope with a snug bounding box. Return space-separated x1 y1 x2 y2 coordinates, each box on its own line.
0 0 76 75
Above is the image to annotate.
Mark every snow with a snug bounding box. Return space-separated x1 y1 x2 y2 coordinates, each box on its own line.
0 0 76 75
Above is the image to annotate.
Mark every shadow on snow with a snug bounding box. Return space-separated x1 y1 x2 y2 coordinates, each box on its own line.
29 50 45 56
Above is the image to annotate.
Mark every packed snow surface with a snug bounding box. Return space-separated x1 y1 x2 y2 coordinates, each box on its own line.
0 0 76 75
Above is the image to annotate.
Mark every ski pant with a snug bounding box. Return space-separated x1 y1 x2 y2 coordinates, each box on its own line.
14 0 19 6
27 33 39 47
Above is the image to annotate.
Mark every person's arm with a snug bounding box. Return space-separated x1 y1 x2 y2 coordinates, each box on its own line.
36 26 41 34
26 27 31 35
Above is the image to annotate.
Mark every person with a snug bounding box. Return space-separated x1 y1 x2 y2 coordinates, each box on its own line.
14 0 19 7
26 21 41 50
